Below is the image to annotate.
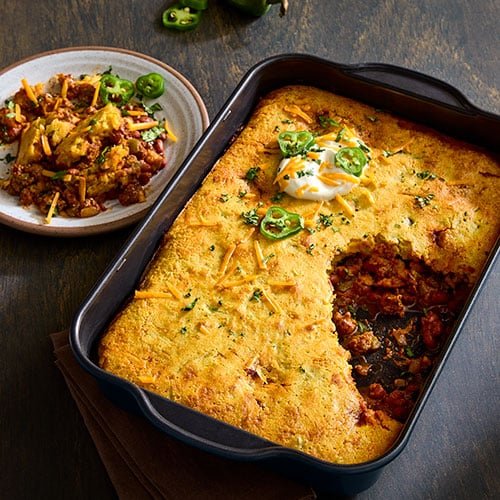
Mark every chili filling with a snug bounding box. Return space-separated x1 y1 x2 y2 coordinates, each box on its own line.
330 242 471 422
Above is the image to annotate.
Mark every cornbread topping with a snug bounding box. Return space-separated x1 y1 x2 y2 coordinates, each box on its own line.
98 85 500 465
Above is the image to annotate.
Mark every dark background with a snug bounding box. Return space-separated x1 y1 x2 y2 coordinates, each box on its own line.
0 1 498 499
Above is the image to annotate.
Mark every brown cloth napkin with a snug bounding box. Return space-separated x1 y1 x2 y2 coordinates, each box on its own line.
51 330 316 500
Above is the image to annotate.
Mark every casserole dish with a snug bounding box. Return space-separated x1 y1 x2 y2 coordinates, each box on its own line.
71 54 500 494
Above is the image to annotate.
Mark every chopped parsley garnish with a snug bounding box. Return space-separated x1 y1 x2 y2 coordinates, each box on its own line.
318 213 333 227
180 326 188 335
357 321 370 333
96 146 110 164
50 170 68 180
250 289 263 302
209 244 215 251
281 119 293 124
383 149 404 158
245 166 260 182
238 190 247 198
296 169 313 178
241 208 259 226
414 193 435 208
405 346 415 357
335 128 346 142
219 193 229 203
181 298 199 311
142 102 163 117
306 243 316 255
263 252 275 265
416 170 437 180
141 125 164 143
271 192 285 203
318 115 340 128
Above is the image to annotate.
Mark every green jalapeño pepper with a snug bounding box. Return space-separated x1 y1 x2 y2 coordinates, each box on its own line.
260 206 304 240
99 74 135 106
278 130 315 158
224 0 288 17
334 147 367 177
180 0 208 9
162 3 202 31
135 73 165 99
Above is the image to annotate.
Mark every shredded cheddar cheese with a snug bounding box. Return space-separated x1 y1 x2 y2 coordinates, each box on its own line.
128 120 159 132
274 156 304 184
295 184 312 197
164 120 178 142
134 290 171 299
41 134 52 156
220 243 237 275
199 324 210 335
21 78 38 105
44 191 60 224
267 279 296 287
220 274 258 288
41 169 56 178
215 261 239 287
283 104 313 124
261 288 283 314
335 194 355 216
253 240 267 270
60 78 69 100
90 84 100 108
79 176 86 203
165 282 183 300
14 103 22 123
126 109 147 117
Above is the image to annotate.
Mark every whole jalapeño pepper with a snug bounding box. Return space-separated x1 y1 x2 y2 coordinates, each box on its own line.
224 0 288 17
260 206 304 240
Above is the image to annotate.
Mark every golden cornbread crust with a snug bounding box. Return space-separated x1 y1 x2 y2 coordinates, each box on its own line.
99 86 499 464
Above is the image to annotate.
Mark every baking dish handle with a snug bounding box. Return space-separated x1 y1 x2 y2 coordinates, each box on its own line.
343 64 476 112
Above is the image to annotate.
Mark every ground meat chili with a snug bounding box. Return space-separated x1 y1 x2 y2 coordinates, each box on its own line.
330 241 471 422
0 73 171 221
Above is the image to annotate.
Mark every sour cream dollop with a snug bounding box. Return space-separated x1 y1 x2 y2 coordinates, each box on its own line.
275 131 370 202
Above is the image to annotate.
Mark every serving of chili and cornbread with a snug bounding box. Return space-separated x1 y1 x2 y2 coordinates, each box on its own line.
98 85 499 464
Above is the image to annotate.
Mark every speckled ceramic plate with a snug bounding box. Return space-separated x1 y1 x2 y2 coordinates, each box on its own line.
0 47 209 236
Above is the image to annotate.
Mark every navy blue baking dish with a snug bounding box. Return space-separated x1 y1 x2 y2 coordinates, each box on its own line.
70 54 500 495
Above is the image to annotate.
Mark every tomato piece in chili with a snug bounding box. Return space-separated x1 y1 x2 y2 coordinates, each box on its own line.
278 131 315 158
334 147 367 177
259 206 304 240
136 73 165 99
162 3 202 31
99 74 135 107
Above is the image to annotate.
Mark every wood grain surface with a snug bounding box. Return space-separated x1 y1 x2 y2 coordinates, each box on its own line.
0 1 498 499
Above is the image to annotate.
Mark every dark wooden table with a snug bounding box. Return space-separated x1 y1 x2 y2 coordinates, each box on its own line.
1 1 498 499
